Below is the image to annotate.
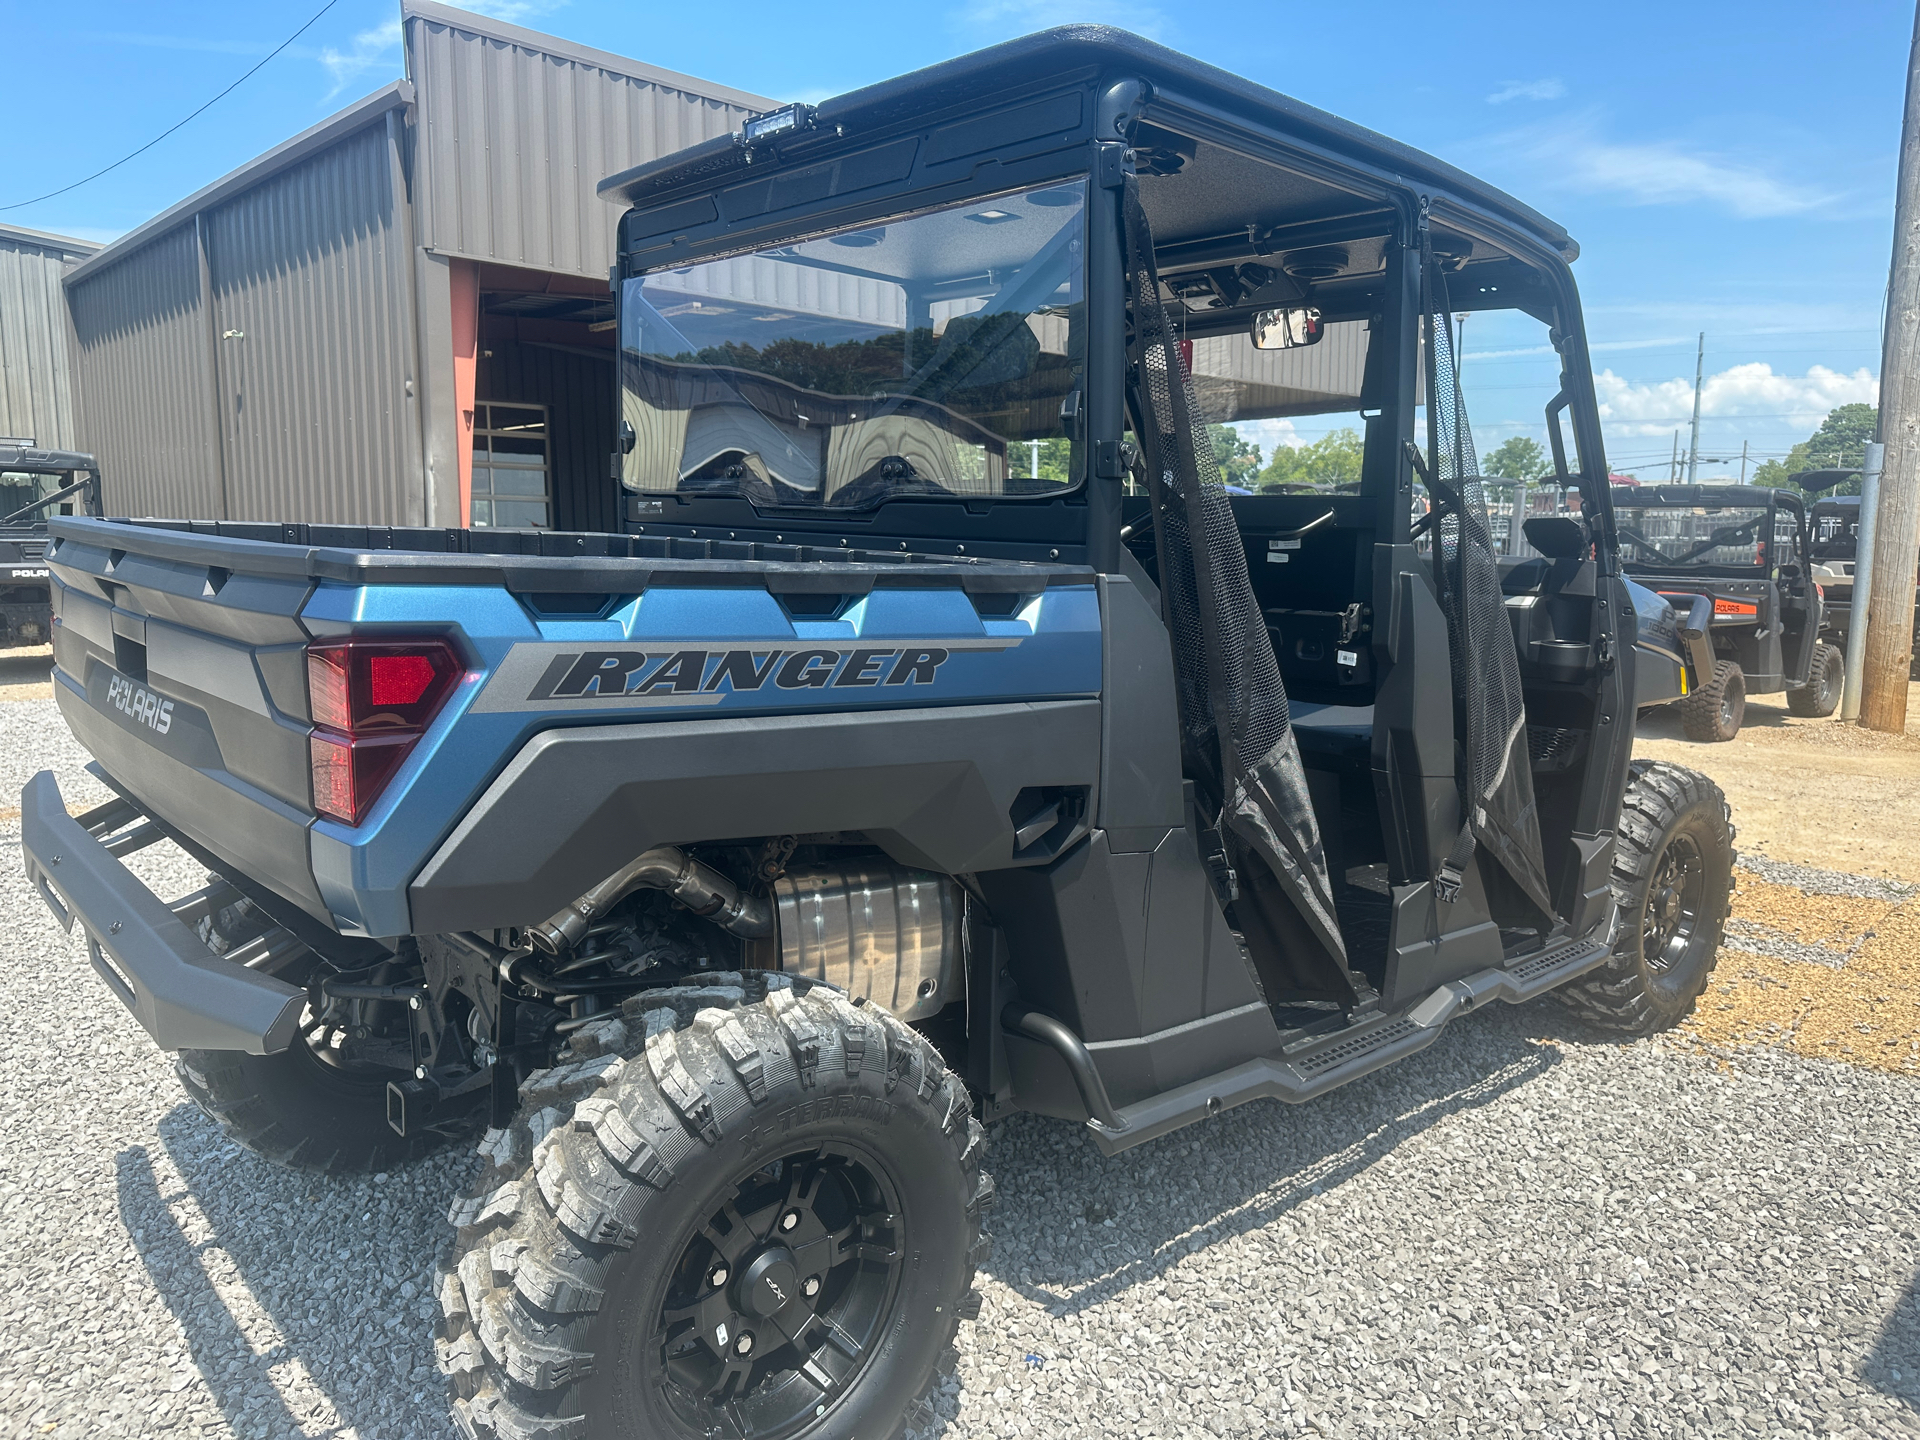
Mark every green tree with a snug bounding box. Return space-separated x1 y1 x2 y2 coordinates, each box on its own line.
1207 424 1263 486
1257 428 1365 490
1750 403 1877 494
1482 435 1549 480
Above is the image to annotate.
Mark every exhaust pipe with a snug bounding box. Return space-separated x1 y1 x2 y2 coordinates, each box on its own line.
529 845 774 954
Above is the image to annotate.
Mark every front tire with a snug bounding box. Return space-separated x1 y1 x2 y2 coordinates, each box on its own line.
1680 659 1745 742
436 973 990 1440
1786 642 1843 717
1556 760 1735 1036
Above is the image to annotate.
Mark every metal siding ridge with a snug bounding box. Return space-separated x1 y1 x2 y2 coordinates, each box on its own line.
62 82 415 291
400 0 776 114
68 223 220 517
408 12 760 278
0 221 100 257
206 126 414 525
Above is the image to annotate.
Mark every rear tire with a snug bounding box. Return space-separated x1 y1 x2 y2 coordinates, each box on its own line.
176 1036 479 1173
1786 642 1843 717
435 973 990 1440
1680 660 1745 741
1555 760 1734 1036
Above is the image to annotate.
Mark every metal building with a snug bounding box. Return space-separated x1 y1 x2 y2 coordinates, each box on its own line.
0 222 99 450
62 0 772 527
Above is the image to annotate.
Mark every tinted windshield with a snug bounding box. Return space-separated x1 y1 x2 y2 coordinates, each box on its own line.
1614 502 1770 572
619 182 1086 509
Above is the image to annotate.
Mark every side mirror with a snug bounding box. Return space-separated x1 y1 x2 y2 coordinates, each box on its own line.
1251 306 1323 351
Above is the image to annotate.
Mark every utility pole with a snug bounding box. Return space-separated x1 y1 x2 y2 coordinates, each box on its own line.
1740 440 1749 482
1686 332 1705 482
1862 2 1920 734
1842 442 1883 721
1670 431 1680 481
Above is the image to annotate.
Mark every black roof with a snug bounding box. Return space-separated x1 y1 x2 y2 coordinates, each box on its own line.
0 445 96 474
598 26 1575 257
1612 484 1793 507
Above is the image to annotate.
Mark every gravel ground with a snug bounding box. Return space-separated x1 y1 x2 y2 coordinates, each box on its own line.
4 689 1920 1439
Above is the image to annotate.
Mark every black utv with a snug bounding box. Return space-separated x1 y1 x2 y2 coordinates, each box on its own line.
0 443 101 649
22 29 1734 1440
1611 481 1839 738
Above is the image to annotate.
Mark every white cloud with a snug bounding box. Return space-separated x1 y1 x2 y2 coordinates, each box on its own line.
1481 115 1833 219
91 31 279 56
1487 78 1565 105
1233 417 1304 457
1593 363 1877 437
319 2 569 98
320 18 402 98
957 0 1167 40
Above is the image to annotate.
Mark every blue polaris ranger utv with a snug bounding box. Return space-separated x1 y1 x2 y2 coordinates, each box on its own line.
22 28 1731 1440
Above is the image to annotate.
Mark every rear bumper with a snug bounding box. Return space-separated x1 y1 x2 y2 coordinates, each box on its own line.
19 771 306 1055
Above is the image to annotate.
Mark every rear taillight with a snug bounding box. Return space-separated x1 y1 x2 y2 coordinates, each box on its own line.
307 637 461 825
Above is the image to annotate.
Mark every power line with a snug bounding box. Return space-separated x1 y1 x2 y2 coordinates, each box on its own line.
0 0 344 213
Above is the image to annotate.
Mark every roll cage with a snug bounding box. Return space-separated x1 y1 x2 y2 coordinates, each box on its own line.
597 25 1617 575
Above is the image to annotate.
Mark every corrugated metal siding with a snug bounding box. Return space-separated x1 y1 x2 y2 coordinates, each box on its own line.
410 14 759 279
479 339 616 531
206 121 419 524
0 234 86 447
66 224 223 517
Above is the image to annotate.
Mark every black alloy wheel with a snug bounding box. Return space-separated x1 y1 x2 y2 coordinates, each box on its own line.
1554 760 1734 1035
656 1144 905 1437
437 976 991 1440
1640 832 1706 981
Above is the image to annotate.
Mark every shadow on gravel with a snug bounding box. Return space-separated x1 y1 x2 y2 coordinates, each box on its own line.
116 1145 317 1439
114 1102 471 1440
1866 1265 1920 1414
976 1003 1567 1320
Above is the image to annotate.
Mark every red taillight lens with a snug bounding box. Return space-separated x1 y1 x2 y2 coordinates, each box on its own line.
306 636 462 825
307 638 459 732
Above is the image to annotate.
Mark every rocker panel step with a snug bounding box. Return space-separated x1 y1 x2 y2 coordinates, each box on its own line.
1085 929 1614 1156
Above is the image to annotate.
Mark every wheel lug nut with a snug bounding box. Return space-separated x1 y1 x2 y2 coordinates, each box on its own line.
780 1209 800 1232
802 1275 821 1299
735 1332 755 1356
708 1265 729 1288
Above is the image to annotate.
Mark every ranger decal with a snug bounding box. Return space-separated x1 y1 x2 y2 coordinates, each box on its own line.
469 637 1022 714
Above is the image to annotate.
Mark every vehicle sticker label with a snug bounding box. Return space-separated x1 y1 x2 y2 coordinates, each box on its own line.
7 567 49 581
82 660 221 769
470 637 1024 714
106 672 175 734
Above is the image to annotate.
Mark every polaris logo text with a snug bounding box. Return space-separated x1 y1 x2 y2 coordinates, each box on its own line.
107 674 174 735
527 646 954 701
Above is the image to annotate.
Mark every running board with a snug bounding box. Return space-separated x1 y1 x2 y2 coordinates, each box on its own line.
1084 932 1613 1156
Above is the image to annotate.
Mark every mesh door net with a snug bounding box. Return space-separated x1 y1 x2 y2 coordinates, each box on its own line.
1422 236 1556 919
1121 177 1349 984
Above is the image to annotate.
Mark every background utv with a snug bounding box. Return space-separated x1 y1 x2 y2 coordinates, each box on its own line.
22 27 1733 1440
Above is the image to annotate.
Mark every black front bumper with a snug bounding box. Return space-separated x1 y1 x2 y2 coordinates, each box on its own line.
20 771 306 1054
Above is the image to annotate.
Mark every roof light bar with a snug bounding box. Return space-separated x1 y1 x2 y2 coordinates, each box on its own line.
741 103 811 146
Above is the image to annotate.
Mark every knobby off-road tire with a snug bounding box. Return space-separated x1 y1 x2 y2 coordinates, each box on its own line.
175 1038 481 1173
1556 760 1735 1036
435 972 991 1440
1680 659 1745 742
1785 642 1843 717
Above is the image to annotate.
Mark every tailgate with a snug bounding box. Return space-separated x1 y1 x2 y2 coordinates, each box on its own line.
46 524 328 921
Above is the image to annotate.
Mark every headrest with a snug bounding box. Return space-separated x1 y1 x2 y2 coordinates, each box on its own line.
1523 515 1591 559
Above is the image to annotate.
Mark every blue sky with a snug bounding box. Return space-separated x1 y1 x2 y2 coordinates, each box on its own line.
4 0 1908 476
